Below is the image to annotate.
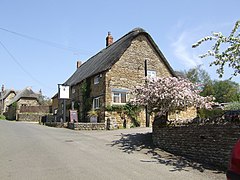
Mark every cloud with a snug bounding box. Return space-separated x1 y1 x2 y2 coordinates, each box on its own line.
171 31 202 68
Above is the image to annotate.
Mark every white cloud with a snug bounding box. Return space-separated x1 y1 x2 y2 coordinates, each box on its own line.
171 31 202 68
169 21 239 83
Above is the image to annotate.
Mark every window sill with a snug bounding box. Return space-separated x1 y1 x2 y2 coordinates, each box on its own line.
112 102 126 105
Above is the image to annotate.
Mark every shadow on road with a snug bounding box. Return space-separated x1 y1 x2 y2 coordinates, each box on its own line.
109 132 223 174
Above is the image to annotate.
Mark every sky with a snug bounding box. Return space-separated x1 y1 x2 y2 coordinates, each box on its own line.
0 0 239 97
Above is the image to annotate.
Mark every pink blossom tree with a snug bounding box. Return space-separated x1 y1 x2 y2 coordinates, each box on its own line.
130 77 215 121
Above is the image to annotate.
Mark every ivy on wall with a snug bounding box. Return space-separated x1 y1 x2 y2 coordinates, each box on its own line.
106 103 141 127
81 79 92 122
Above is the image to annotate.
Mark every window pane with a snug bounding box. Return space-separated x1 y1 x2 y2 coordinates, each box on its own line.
93 97 100 109
147 70 156 78
121 93 126 103
94 75 99 84
113 93 120 103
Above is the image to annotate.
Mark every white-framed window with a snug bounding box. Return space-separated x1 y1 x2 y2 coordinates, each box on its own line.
94 74 102 84
147 70 156 78
112 92 127 104
93 97 100 110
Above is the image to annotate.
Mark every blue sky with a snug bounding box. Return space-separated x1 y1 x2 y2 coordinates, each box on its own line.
0 0 239 97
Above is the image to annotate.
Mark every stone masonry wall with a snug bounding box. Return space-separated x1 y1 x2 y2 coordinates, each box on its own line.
168 107 197 122
105 35 172 104
153 122 240 170
17 113 45 122
3 92 15 112
18 98 40 108
105 35 172 127
68 122 105 130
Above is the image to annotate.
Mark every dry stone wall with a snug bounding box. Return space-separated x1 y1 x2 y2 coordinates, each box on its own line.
68 122 105 130
153 122 240 170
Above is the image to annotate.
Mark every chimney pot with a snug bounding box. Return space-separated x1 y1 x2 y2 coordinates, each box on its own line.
106 32 113 47
77 61 82 68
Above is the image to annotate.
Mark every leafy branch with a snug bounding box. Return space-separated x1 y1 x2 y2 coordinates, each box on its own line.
192 20 240 78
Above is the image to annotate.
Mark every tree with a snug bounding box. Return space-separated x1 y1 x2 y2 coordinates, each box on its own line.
213 80 239 103
192 20 240 78
201 80 239 103
130 77 214 118
224 102 240 110
183 65 211 85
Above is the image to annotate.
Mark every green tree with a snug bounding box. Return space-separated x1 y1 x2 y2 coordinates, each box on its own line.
39 95 52 106
192 20 240 78
201 80 239 103
200 82 214 97
182 65 212 85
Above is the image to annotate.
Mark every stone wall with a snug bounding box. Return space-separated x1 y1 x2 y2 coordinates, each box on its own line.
152 122 240 170
45 122 66 128
105 35 172 107
20 106 51 113
3 92 15 112
68 122 105 130
17 98 40 108
168 107 197 122
17 113 45 122
104 35 173 128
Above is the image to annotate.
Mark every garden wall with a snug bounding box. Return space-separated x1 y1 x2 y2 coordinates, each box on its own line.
18 113 44 122
68 122 105 130
152 122 240 170
20 106 52 113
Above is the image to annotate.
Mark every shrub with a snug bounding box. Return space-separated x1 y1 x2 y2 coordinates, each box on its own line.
224 102 240 111
198 108 224 119
0 114 6 120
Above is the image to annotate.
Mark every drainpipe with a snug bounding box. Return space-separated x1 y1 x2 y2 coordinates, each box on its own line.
144 60 150 127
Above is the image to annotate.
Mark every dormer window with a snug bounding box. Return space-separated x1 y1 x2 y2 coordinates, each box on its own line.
94 74 102 84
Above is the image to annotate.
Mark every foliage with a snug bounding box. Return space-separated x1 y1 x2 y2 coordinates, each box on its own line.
105 105 124 112
224 102 240 110
192 20 240 78
201 80 239 103
39 95 52 106
130 77 215 117
0 114 6 120
106 103 141 127
197 108 224 119
81 79 92 122
182 65 212 85
74 101 80 110
87 110 98 117
123 103 141 120
11 102 17 108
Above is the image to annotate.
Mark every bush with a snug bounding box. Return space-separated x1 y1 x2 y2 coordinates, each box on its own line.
198 108 224 119
224 102 240 111
0 114 6 120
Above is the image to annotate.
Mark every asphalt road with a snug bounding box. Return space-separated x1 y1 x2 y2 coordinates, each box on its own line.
0 120 225 180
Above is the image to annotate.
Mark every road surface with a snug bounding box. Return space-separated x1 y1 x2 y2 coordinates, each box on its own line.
0 121 225 180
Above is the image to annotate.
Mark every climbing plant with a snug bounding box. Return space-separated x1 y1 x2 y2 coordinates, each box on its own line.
80 79 92 122
106 103 141 127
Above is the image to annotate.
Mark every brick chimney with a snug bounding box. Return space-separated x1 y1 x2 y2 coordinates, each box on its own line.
106 32 113 47
77 61 82 68
1 85 4 92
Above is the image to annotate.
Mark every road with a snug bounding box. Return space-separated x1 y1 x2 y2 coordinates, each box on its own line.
0 120 225 180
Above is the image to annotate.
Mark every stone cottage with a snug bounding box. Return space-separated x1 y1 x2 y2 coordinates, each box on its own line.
6 87 41 120
56 28 195 128
0 85 16 114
